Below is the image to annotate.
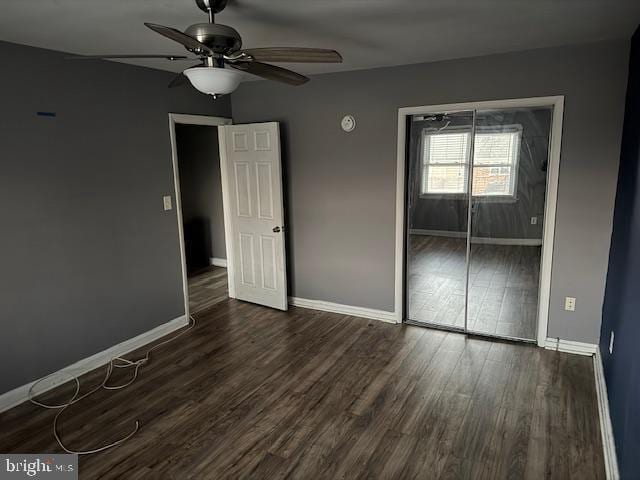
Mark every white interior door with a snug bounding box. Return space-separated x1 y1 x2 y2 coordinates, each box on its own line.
219 122 288 310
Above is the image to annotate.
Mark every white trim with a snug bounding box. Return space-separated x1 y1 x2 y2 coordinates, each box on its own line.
169 113 228 126
594 350 620 480
0 315 188 413
537 99 564 346
168 113 233 315
394 109 408 324
289 297 397 324
217 126 237 299
409 229 542 246
543 338 598 356
209 257 228 268
395 96 565 343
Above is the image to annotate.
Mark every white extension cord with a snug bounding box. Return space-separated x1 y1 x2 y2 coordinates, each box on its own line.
28 315 196 455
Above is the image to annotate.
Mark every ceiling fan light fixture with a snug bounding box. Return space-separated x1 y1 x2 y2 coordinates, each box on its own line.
183 66 241 95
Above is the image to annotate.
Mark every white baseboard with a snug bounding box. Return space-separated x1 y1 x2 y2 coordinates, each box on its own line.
289 297 398 324
209 257 227 268
410 229 542 246
0 315 188 414
544 337 598 356
594 350 620 479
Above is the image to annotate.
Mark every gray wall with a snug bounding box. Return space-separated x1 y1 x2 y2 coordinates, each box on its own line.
175 124 226 274
232 39 629 344
409 108 551 239
0 40 230 394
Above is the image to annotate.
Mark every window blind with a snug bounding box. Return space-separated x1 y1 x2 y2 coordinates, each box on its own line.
421 126 521 197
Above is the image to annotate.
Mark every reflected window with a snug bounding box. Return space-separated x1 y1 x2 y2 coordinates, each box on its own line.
421 125 521 198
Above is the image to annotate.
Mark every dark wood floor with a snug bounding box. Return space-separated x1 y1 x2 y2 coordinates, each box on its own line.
408 235 541 340
188 265 228 315
0 300 603 479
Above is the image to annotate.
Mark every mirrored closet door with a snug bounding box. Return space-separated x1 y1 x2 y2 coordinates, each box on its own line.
406 105 554 342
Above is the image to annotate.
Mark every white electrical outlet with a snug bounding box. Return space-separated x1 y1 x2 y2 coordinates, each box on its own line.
564 296 576 312
609 331 615 354
531 216 538 225
163 195 172 211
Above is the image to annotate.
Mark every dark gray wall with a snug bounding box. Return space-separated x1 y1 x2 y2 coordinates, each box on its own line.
409 109 551 239
600 26 640 480
232 40 629 344
0 41 230 394
175 124 226 274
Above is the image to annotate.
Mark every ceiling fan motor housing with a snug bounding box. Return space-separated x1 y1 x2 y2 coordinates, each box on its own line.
184 23 242 54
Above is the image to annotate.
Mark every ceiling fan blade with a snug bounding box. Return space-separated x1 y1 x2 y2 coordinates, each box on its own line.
230 61 309 86
144 23 213 55
243 47 342 63
242 48 342 63
66 54 192 60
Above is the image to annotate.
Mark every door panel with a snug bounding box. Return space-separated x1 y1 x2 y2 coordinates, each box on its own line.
256 163 275 219
467 107 553 341
221 122 287 310
234 162 252 217
406 110 474 331
260 235 277 290
239 232 256 286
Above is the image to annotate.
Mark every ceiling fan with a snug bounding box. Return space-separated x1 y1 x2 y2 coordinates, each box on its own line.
69 0 343 97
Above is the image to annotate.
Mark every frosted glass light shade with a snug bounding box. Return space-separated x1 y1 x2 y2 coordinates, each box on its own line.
184 67 242 95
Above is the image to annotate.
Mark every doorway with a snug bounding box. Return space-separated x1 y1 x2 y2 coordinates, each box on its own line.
169 116 289 318
395 97 564 345
169 114 232 317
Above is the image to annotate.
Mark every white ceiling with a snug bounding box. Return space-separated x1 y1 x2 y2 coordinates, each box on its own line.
2 0 639 77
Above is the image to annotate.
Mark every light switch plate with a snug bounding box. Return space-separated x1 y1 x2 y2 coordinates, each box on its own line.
564 296 576 312
531 216 538 225
163 195 172 211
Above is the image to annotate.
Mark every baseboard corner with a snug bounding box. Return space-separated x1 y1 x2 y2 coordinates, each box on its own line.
544 337 598 356
209 257 228 268
593 349 620 479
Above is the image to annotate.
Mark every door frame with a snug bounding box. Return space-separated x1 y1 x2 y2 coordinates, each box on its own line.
168 113 233 319
394 96 565 347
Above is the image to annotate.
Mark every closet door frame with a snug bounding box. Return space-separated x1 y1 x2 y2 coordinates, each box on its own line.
394 96 565 347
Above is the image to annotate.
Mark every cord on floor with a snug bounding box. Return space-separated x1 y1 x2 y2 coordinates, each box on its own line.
28 315 197 455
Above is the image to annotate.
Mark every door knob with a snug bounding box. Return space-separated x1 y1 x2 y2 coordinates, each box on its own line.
272 226 281 233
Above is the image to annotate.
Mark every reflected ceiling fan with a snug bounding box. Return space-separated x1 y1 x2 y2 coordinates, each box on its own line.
69 0 343 97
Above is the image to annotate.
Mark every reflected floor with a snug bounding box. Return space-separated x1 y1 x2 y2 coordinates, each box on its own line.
188 266 228 315
408 235 540 340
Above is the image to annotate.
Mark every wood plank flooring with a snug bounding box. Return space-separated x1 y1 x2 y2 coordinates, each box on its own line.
188 265 228 315
408 235 540 340
0 300 603 479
